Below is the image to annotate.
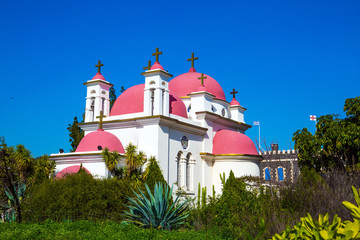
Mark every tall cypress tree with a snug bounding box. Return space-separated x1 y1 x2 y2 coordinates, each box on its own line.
67 116 84 152
109 86 116 110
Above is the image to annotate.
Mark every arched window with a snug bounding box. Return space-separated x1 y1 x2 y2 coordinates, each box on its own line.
176 151 183 187
278 167 284 181
264 168 271 180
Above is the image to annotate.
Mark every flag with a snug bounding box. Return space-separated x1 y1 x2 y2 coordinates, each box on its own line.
253 121 260 126
310 115 316 121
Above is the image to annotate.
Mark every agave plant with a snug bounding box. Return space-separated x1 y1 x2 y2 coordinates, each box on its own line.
123 182 190 230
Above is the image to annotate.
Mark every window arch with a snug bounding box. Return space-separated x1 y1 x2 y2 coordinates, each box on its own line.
90 90 96 94
277 167 284 181
264 167 271 180
176 151 183 187
186 153 195 191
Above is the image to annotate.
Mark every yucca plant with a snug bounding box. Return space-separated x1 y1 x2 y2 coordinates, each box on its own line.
123 182 190 230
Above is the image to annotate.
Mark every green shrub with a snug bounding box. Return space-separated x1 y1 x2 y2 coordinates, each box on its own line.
124 182 190 230
22 171 134 222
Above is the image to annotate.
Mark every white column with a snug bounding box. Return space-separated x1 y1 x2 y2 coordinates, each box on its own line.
143 89 152 115
153 88 163 115
85 97 93 122
163 89 170 117
180 157 187 189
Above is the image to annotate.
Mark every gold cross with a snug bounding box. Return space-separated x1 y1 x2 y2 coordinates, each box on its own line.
198 73 207 86
230 88 238 98
95 60 104 73
96 111 106 130
143 60 151 70
187 52 198 68
152 48 162 62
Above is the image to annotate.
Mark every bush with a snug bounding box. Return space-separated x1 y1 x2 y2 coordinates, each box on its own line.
22 171 134 222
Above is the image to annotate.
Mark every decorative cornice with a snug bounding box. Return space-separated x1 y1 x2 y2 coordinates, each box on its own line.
79 115 208 136
199 152 263 162
83 80 113 87
195 111 251 131
141 69 173 78
188 91 215 98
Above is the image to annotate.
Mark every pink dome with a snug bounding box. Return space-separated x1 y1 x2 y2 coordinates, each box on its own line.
110 84 187 118
169 71 226 101
76 129 125 153
230 98 241 106
213 129 258 155
56 165 91 178
92 72 105 80
150 61 164 70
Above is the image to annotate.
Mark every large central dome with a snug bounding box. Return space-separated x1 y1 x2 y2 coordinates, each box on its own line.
169 70 226 101
110 84 187 118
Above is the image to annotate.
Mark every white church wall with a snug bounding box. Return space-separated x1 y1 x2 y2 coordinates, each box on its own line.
167 128 203 195
212 159 261 193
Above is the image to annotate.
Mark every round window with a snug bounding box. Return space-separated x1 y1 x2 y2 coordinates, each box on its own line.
181 136 189 150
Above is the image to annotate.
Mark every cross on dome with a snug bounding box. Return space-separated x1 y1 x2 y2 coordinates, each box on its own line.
95 60 104 73
152 48 163 62
230 88 238 99
143 60 151 70
96 111 106 130
187 52 199 69
198 73 207 86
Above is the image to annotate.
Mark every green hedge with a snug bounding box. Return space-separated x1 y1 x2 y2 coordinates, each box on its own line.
22 172 134 222
0 221 223 240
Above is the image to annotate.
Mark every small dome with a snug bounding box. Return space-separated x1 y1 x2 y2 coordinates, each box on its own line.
76 129 125 153
213 129 258 155
92 72 105 80
110 84 187 118
56 165 91 178
169 71 226 101
230 98 241 106
150 62 164 70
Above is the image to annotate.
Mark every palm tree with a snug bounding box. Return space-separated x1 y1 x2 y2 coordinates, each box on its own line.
124 143 147 181
102 148 121 176
14 144 33 182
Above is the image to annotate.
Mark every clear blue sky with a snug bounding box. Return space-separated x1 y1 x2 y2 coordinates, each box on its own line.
1 0 360 157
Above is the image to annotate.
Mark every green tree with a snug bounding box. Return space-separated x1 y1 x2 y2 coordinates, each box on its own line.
293 96 360 172
67 116 84 152
102 148 125 178
0 138 56 223
109 86 116 110
143 156 166 191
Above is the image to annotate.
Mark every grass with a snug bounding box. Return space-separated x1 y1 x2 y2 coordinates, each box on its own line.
0 221 224 240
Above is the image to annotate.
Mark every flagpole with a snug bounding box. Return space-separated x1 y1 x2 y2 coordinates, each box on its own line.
258 122 261 151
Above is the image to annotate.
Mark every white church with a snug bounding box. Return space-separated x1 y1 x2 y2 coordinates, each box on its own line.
50 49 263 194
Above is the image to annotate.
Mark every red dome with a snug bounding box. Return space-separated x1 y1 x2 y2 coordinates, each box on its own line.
76 129 125 153
56 165 91 178
110 84 187 118
92 72 105 80
230 98 241 106
213 129 258 155
169 71 226 101
150 61 164 70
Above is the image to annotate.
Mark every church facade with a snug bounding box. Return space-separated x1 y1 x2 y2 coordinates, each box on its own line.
50 49 263 194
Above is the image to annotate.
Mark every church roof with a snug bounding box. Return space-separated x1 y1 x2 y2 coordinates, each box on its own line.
213 129 258 155
56 165 91 178
109 84 188 118
76 129 125 153
169 70 226 101
92 72 106 80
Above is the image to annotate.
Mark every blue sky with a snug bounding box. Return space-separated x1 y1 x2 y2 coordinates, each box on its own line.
1 0 360 157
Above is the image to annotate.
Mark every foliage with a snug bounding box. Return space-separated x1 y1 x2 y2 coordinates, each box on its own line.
22 171 134 222
293 96 360 172
102 148 123 177
124 182 190 230
0 138 55 223
143 156 166 191
67 116 84 152
125 143 147 186
109 86 116 110
272 187 360 239
0 221 224 240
